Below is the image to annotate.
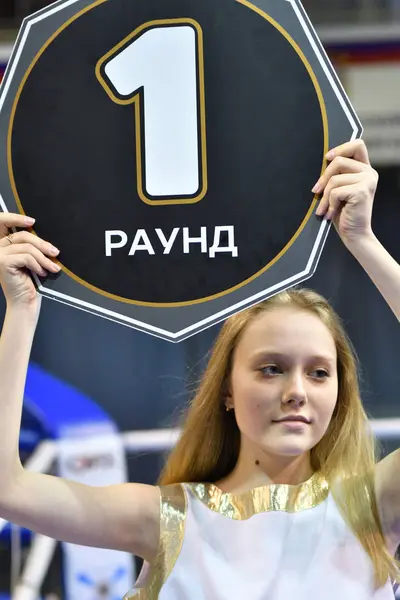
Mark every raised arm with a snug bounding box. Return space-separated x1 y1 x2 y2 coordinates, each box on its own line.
0 213 160 562
314 139 400 320
314 140 400 550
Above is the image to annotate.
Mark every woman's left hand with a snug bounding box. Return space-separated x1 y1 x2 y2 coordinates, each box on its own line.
313 139 379 246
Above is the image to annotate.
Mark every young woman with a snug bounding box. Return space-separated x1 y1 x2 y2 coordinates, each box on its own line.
0 140 399 600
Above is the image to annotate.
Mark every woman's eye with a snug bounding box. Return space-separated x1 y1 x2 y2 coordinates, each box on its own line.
260 365 281 376
311 369 329 379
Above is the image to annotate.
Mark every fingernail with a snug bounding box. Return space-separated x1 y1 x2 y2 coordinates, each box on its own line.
49 245 59 255
25 217 35 226
312 181 322 194
52 263 61 271
326 150 335 161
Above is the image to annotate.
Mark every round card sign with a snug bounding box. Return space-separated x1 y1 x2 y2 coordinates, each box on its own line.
0 0 361 341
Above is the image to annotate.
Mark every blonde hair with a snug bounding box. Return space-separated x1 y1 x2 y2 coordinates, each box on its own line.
159 287 400 587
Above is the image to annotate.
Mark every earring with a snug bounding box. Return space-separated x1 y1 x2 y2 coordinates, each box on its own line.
226 404 233 412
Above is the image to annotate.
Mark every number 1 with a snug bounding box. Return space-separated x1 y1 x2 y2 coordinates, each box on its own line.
96 19 207 205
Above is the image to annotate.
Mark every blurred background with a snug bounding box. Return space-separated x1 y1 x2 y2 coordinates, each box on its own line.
0 0 400 598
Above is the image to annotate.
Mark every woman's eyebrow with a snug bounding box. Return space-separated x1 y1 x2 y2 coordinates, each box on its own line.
250 350 336 365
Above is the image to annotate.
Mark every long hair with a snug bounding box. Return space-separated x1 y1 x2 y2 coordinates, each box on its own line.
159 287 400 587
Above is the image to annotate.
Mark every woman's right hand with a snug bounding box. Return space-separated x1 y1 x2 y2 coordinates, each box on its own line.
0 213 61 309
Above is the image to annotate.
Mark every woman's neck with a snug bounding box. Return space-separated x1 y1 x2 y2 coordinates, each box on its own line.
216 439 314 494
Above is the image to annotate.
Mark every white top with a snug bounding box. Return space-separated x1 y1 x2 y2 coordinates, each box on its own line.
124 473 395 600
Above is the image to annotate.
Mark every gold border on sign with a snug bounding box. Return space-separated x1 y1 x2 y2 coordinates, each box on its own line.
8 0 328 308
96 18 208 206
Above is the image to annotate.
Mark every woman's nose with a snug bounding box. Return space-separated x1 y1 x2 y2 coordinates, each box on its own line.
281 373 307 406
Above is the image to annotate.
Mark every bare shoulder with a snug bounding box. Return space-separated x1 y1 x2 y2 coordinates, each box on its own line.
375 449 400 552
100 481 162 560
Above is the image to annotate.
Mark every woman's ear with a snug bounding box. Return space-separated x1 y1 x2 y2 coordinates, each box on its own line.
222 380 233 410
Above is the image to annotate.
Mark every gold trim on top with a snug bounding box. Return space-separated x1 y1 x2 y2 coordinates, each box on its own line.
96 18 208 206
187 472 329 519
123 484 187 600
8 0 328 308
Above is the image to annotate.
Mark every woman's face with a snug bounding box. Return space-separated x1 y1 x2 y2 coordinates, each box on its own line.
229 307 339 459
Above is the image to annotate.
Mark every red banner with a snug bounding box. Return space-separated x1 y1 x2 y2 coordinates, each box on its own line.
327 42 400 66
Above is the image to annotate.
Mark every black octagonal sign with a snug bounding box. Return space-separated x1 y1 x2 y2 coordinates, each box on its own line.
0 0 361 342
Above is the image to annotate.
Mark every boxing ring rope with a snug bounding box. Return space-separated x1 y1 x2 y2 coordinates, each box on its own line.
4 418 400 600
